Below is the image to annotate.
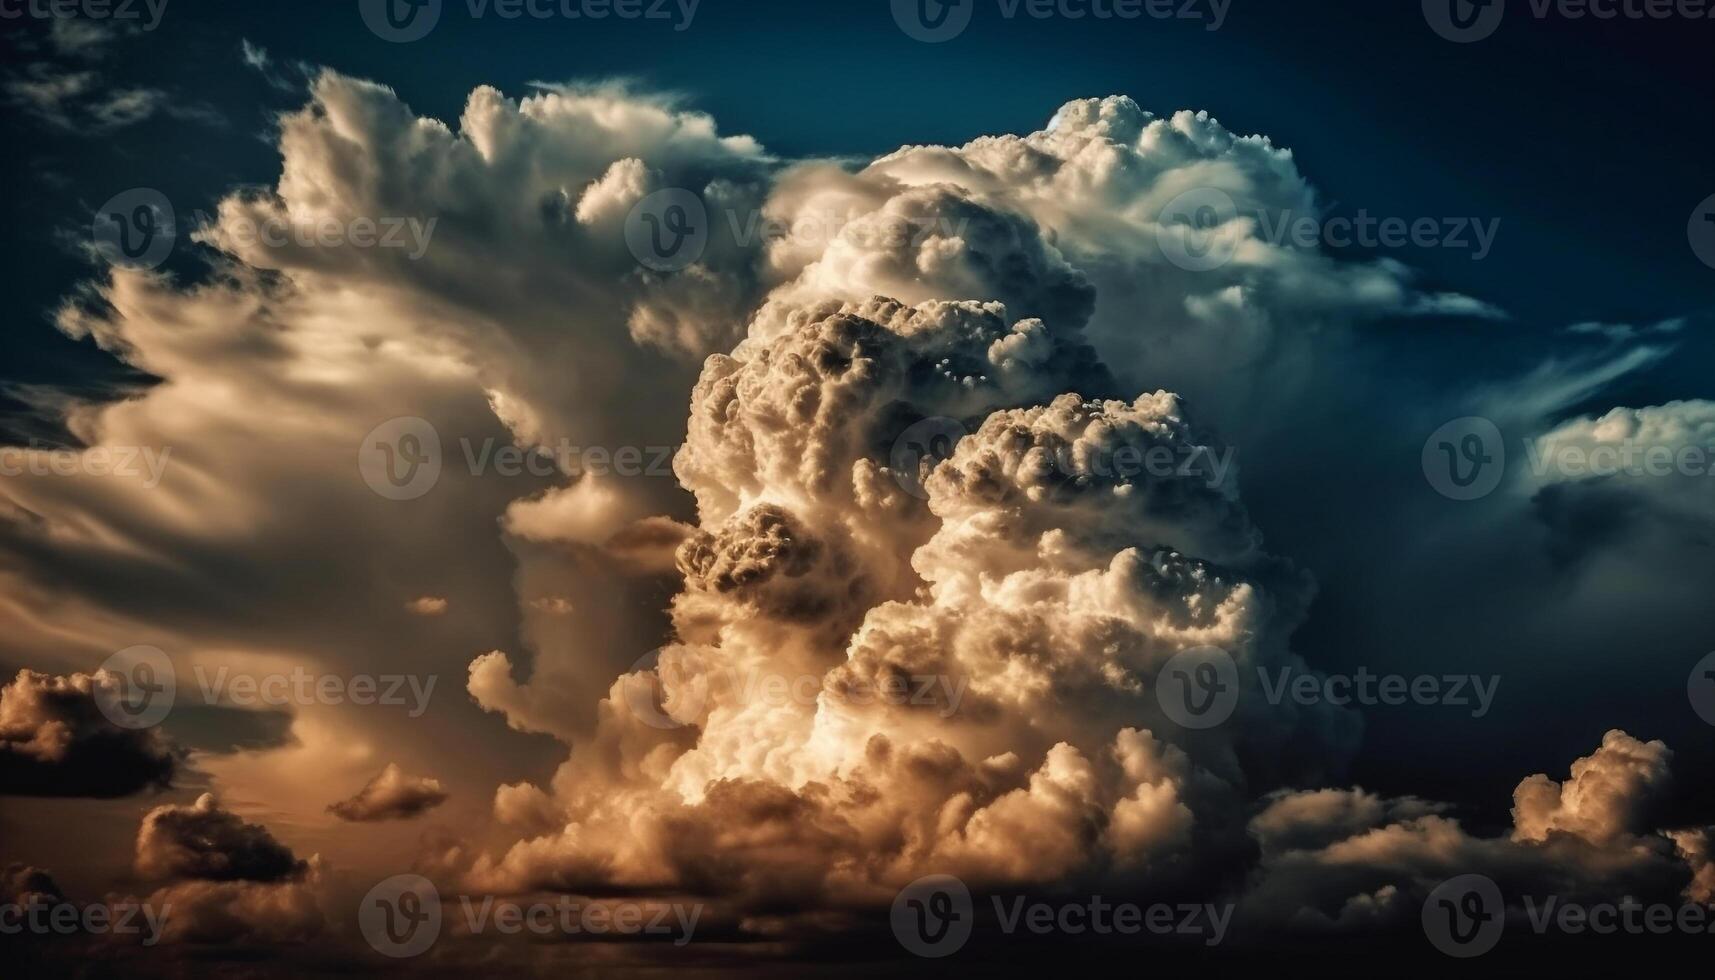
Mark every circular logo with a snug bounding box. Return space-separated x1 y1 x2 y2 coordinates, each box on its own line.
359 0 442 42
359 417 443 501
1688 194 1715 271
619 648 710 730
1422 874 1504 957
93 645 176 730
891 874 973 958
889 417 968 500
1689 651 1715 726
624 188 709 273
93 189 176 271
891 0 973 42
1155 645 1239 729
1422 417 1506 501
1423 0 1504 42
360 874 442 958
1156 187 1240 272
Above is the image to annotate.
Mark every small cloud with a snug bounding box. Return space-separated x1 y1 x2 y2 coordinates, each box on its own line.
327 764 449 822
1566 318 1686 343
406 596 449 616
239 38 297 92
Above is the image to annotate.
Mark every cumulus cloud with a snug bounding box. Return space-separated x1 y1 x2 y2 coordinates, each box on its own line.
127 793 326 944
327 763 449 821
0 669 178 798
1 67 1706 962
1237 731 1702 932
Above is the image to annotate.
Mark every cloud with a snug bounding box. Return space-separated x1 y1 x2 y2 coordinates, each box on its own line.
405 596 450 616
1238 731 1703 932
0 669 178 798
2 70 1708 962
125 793 327 944
327 762 449 821
135 792 307 882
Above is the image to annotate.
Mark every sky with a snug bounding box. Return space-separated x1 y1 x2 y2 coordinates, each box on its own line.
1 0 1713 975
